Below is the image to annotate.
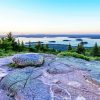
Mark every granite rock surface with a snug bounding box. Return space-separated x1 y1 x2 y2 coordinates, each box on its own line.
0 54 100 100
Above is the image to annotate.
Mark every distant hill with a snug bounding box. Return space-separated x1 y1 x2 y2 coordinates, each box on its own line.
0 34 100 39
13 34 100 39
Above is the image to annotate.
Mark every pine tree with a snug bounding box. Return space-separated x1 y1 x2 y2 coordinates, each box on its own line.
1 39 12 51
12 40 18 51
0 39 2 48
17 40 25 52
17 39 20 46
21 41 25 51
76 43 85 54
6 32 18 51
7 32 14 41
91 43 100 57
34 41 41 51
67 43 72 51
40 44 45 52
51 48 56 52
28 41 34 52
28 41 31 48
1 36 13 51
16 39 21 52
45 44 49 50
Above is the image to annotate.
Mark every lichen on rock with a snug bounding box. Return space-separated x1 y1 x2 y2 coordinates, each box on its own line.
12 54 44 67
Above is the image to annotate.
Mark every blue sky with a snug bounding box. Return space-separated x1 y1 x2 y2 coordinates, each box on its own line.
0 0 100 34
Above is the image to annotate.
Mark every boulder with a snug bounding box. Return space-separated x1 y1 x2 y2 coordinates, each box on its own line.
0 67 51 100
12 54 44 67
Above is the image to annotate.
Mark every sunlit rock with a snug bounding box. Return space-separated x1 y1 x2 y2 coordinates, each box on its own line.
12 54 44 67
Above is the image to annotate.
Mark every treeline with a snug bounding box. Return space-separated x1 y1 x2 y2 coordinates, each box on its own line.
28 41 58 53
0 32 26 52
0 33 100 60
0 33 59 55
67 42 100 57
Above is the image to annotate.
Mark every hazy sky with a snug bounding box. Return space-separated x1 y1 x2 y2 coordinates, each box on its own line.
0 0 100 34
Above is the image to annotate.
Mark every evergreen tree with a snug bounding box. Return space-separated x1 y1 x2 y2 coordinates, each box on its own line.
0 33 27 52
34 41 41 51
1 39 12 51
16 40 25 52
91 43 100 57
20 41 25 51
5 32 18 51
12 40 20 52
76 43 85 54
67 43 72 51
28 41 34 52
21 41 24 47
12 40 18 51
28 41 31 48
7 32 14 41
51 48 56 52
45 44 49 49
17 39 20 46
40 44 49 52
0 39 2 48
44 44 49 51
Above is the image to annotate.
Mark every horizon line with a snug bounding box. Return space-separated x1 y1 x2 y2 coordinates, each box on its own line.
0 32 100 35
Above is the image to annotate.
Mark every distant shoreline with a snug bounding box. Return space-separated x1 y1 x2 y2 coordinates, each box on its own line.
0 34 100 39
15 34 100 39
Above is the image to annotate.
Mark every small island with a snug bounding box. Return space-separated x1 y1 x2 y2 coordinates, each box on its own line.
25 41 44 45
81 41 88 45
49 41 56 43
63 39 71 42
76 38 83 41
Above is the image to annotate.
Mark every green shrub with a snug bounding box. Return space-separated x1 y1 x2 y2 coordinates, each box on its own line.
8 63 17 68
58 52 91 61
0 49 5 56
94 57 100 61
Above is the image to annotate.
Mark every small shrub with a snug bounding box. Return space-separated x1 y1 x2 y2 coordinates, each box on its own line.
94 57 100 61
8 63 17 68
58 52 91 61
0 49 5 56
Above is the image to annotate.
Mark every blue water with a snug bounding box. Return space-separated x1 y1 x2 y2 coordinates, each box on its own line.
15 34 100 51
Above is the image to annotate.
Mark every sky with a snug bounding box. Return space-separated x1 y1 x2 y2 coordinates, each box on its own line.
0 0 100 34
